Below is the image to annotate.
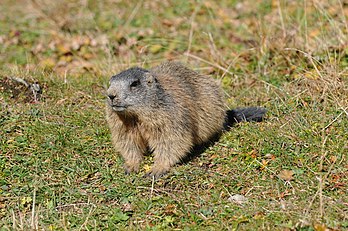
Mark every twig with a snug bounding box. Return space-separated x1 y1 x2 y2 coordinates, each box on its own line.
322 111 344 131
79 204 95 231
10 76 29 87
29 0 61 28
55 202 96 211
184 53 234 76
338 0 348 34
252 159 286 184
31 188 37 230
303 156 337 216
340 106 348 117
277 0 286 38
319 175 323 218
304 0 308 50
124 1 143 30
186 4 200 62
137 186 177 198
150 176 155 198
12 209 16 230
284 48 320 62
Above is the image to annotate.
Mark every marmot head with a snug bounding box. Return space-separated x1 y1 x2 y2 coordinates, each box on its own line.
107 67 158 113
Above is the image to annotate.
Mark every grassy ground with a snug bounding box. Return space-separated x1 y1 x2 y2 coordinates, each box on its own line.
0 0 347 230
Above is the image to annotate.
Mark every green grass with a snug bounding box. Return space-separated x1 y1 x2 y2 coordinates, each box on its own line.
1 0 347 230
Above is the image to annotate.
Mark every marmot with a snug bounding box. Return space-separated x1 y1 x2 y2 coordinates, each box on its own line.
106 61 266 178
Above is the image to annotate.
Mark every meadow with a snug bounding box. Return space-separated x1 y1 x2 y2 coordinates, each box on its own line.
0 0 347 230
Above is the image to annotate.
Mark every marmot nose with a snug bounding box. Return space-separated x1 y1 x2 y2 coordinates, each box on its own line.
108 95 116 100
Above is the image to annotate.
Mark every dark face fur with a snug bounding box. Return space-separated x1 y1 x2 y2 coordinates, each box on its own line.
107 67 157 113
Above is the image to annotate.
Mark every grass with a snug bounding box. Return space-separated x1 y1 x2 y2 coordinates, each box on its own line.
0 0 347 230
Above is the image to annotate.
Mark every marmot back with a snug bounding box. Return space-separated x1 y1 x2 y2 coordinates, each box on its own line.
149 62 226 143
106 61 266 178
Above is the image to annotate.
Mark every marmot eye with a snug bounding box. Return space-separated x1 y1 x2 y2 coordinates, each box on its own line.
130 80 140 88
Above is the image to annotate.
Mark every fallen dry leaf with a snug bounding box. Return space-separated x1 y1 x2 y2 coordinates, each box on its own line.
228 194 248 205
40 58 56 70
313 223 330 231
278 170 294 181
143 164 151 172
56 44 71 55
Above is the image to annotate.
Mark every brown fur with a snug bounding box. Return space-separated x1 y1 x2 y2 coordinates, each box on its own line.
106 61 225 178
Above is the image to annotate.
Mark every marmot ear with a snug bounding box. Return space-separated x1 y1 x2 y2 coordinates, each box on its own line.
145 73 157 85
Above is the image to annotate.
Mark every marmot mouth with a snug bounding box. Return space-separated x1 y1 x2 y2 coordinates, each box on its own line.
112 105 128 112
